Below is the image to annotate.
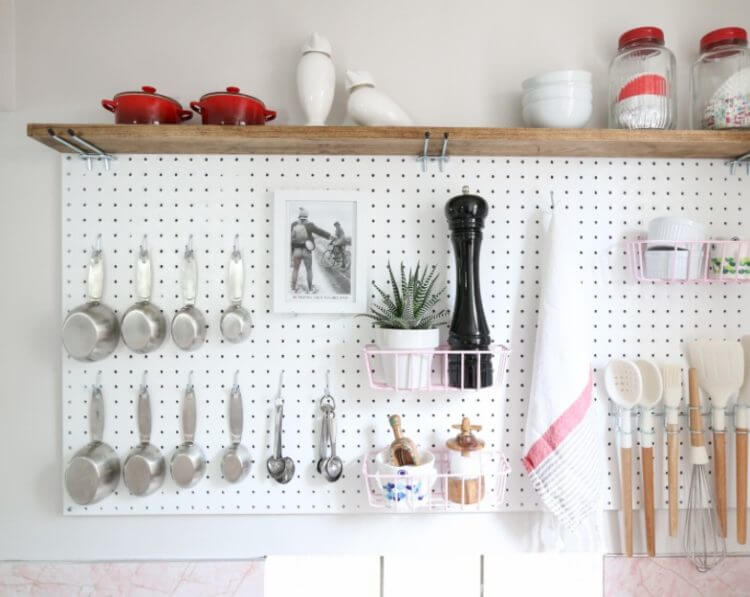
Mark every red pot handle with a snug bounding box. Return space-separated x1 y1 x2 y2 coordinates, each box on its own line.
179 109 194 121
101 99 116 113
190 101 202 115
265 109 277 122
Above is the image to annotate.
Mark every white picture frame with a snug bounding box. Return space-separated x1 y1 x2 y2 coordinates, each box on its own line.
273 190 367 314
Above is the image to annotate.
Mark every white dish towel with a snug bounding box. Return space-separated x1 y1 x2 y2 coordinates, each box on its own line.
522 206 603 535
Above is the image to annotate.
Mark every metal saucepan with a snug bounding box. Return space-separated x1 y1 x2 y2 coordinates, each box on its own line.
220 236 252 343
170 373 206 488
221 372 252 483
171 236 207 351
121 236 166 353
62 235 120 361
123 373 166 496
64 375 121 505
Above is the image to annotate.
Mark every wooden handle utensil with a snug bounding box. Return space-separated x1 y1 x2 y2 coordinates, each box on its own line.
738 428 748 544
714 431 728 538
621 445 633 557
642 445 656 557
388 414 419 466
667 424 679 537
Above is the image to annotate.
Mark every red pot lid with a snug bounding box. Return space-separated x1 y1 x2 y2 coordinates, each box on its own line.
700 27 748 52
113 85 182 107
199 86 266 105
618 73 668 101
619 26 665 49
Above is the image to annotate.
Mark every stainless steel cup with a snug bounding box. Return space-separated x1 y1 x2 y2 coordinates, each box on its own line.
123 377 165 496
171 238 207 351
170 376 206 488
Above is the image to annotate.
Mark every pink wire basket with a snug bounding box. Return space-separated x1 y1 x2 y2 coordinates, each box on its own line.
362 448 511 512
362 344 510 391
627 239 750 284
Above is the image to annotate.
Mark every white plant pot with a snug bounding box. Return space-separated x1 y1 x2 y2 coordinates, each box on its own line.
297 33 335 126
375 327 439 390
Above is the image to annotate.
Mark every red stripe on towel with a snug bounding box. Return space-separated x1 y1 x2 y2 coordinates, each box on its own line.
521 371 593 473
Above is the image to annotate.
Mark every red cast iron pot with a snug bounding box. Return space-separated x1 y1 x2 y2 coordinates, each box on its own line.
101 86 193 124
190 87 277 125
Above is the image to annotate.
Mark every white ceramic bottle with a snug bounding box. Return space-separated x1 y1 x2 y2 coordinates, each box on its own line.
345 70 413 126
296 33 335 126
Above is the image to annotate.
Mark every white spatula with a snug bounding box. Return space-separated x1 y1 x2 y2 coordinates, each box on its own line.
688 340 745 538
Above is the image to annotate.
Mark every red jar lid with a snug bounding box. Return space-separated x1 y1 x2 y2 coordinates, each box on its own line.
619 27 665 49
700 27 748 52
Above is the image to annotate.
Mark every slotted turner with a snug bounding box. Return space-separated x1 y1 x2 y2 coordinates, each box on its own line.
688 340 745 538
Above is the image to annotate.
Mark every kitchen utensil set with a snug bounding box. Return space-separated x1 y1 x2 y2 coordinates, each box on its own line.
62 235 253 361
688 340 745 539
66 370 305 504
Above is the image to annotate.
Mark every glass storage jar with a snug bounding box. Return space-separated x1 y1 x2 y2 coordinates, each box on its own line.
691 27 750 130
609 27 676 129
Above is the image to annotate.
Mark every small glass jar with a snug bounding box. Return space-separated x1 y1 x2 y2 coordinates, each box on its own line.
609 27 676 129
691 27 750 130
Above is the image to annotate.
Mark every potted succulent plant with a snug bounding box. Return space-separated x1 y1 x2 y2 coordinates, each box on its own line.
363 262 450 389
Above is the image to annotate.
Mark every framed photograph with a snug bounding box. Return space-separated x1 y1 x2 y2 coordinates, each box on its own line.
273 190 367 314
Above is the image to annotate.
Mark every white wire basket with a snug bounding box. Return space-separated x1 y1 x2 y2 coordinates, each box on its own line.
362 448 511 512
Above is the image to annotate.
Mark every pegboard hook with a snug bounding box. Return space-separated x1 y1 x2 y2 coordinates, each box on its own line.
438 133 449 172
91 233 103 258
416 131 431 173
186 370 194 391
726 151 750 176
94 370 102 390
550 191 555 210
232 234 240 257
233 369 239 390
185 234 194 257
325 370 331 394
140 370 148 391
275 370 285 404
139 234 148 260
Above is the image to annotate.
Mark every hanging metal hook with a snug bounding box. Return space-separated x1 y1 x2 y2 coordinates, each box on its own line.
325 370 331 394
438 132 449 172
186 370 194 391
67 128 114 171
94 370 102 389
726 151 750 176
140 370 148 390
185 234 194 258
416 131 431 172
233 370 240 390
275 370 285 406
92 233 103 257
550 190 555 210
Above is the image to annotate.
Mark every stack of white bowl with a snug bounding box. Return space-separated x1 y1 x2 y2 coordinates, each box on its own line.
522 70 593 128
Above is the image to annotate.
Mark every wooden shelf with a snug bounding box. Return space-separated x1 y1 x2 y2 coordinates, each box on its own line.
28 123 750 159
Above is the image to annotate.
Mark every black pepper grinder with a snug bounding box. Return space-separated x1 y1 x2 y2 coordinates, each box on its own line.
445 186 493 388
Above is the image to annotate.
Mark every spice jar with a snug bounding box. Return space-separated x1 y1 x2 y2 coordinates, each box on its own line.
446 417 485 505
691 27 750 130
608 27 676 129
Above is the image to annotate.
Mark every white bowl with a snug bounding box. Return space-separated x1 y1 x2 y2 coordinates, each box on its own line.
522 97 592 128
645 247 703 280
647 216 707 243
375 448 436 509
523 86 592 105
522 70 592 91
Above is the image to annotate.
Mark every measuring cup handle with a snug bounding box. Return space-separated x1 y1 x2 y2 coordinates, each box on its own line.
229 385 243 443
137 387 152 444
319 410 330 461
328 412 337 457
181 249 197 306
87 249 104 302
228 250 244 305
135 249 153 302
183 385 197 443
90 385 105 443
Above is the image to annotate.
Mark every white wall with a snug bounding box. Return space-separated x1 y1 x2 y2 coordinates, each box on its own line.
0 0 747 561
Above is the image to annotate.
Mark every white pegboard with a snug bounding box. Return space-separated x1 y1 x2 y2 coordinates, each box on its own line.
61 153 748 515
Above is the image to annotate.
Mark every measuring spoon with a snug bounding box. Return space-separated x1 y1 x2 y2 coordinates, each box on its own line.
220 236 253 343
324 412 343 482
65 374 121 505
121 236 167 353
123 373 166 496
221 372 252 483
170 373 206 488
171 236 207 351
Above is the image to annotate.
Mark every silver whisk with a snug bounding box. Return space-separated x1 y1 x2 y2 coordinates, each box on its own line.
683 368 726 572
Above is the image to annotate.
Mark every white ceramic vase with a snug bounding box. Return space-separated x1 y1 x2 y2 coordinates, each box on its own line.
374 327 439 389
345 70 413 126
297 33 335 126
